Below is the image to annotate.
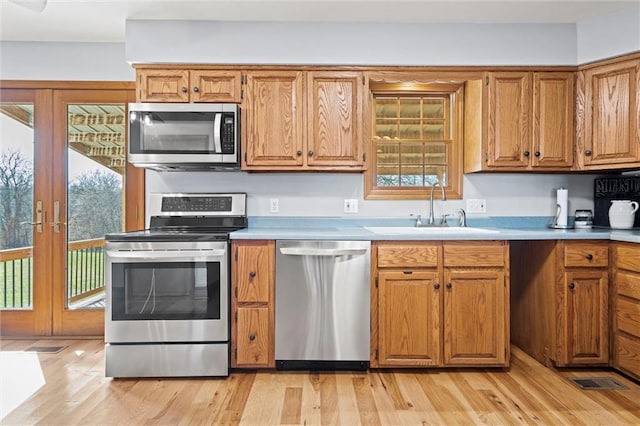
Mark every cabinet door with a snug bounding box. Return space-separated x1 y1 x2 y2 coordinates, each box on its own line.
307 71 364 168
190 70 242 103
236 307 271 367
563 271 609 365
487 72 531 168
235 241 274 303
243 71 305 168
378 270 441 366
443 269 507 366
532 72 574 168
137 69 189 102
583 59 640 167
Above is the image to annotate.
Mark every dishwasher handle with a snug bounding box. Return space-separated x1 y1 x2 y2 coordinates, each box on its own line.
279 247 368 257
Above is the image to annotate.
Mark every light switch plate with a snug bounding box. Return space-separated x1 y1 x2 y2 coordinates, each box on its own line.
466 199 487 213
270 198 279 213
344 199 358 213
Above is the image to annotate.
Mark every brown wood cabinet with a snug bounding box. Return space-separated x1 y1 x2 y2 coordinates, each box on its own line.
136 68 242 103
372 241 509 368
242 70 365 171
511 240 609 367
231 240 275 368
612 242 640 380
577 58 640 170
465 71 574 172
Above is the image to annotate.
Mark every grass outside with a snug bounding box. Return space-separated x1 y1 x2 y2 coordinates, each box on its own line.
0 250 105 309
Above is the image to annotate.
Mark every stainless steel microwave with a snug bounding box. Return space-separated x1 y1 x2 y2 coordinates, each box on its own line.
128 103 240 171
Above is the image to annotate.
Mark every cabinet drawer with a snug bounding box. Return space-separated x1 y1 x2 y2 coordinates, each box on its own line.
616 245 640 273
377 243 439 268
564 243 608 268
616 335 640 378
235 241 274 303
443 242 505 267
617 271 640 301
617 297 640 338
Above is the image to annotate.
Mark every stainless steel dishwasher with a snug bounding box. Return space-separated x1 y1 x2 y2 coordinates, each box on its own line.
275 240 371 370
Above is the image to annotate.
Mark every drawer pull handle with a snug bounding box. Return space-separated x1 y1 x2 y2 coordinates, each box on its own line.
193 86 200 93
249 334 256 341
568 282 575 290
584 150 592 156
434 283 440 290
181 87 188 93
585 254 593 260
523 151 530 157
446 283 452 289
249 271 256 278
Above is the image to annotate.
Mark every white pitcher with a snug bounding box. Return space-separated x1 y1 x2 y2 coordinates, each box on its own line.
609 200 639 229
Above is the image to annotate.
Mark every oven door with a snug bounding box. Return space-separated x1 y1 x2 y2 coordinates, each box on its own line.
105 241 229 343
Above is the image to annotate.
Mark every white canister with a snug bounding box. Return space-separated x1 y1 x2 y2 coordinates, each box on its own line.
608 200 639 229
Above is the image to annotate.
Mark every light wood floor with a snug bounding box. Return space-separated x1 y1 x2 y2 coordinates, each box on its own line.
1 339 639 425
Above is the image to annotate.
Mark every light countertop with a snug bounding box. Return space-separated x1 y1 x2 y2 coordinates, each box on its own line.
229 216 640 243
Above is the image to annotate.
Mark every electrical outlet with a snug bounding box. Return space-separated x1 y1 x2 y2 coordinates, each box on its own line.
466 199 487 213
269 198 279 213
344 199 358 213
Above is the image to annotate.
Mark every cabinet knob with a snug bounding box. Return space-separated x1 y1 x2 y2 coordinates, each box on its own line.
434 283 440 290
181 87 188 93
585 150 592 156
446 283 452 289
523 151 530 157
308 150 314 157
193 86 200 93
249 334 256 341
568 282 575 290
534 151 541 157
585 254 593 261
296 150 303 156
249 271 256 278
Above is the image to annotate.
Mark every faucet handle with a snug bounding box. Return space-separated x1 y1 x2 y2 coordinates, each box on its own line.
441 213 451 226
410 213 422 227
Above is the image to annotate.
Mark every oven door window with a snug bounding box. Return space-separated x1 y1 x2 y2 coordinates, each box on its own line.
111 261 221 320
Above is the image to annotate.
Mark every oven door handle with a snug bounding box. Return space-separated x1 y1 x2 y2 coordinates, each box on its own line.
106 249 226 260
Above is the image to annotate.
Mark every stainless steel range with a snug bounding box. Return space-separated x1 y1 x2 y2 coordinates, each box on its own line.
104 193 247 378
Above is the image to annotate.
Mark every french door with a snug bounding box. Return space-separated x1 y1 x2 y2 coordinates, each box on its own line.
0 82 144 336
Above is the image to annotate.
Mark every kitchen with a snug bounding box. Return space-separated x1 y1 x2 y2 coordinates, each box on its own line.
2 0 640 424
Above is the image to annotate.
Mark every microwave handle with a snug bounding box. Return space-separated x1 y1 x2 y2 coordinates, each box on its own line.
213 113 222 153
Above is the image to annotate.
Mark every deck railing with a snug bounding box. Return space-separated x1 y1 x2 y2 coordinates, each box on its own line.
0 238 106 309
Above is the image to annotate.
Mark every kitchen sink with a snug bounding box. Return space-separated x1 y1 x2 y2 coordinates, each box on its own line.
364 226 500 235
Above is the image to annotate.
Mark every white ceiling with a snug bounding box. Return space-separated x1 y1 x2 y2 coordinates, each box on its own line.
1 0 638 43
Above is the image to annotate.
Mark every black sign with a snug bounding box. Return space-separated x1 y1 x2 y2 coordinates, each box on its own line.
593 176 640 227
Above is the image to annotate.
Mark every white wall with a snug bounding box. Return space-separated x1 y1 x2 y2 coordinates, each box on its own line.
125 20 577 66
145 171 599 218
0 42 134 81
577 2 640 64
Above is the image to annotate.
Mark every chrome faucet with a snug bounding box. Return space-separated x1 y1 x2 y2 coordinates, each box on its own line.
458 208 467 227
428 180 447 225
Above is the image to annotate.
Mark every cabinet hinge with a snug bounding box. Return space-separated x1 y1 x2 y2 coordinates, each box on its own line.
234 348 237 360
234 248 238 262
241 89 244 100
235 286 238 298
235 311 237 322
363 152 366 162
375 276 378 288
244 152 247 162
484 153 489 162
375 349 378 360
362 75 365 85
485 76 489 86
241 74 246 85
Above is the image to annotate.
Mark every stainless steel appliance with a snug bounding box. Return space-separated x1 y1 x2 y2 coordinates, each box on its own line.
104 193 247 377
275 240 371 370
128 103 240 171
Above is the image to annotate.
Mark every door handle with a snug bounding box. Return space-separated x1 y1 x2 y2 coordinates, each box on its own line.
32 200 43 233
279 247 368 257
51 201 66 233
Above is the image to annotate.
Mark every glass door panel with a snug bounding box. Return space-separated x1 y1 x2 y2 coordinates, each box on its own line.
52 90 132 335
0 89 53 336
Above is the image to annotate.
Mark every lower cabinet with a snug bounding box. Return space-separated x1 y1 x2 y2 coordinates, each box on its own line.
511 240 609 367
231 240 275 368
372 241 510 368
612 242 640 380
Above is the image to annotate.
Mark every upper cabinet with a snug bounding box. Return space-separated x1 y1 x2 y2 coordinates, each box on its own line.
242 70 365 171
136 68 242 103
465 71 574 172
576 58 640 170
